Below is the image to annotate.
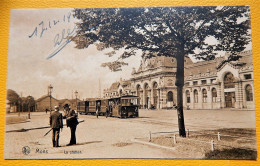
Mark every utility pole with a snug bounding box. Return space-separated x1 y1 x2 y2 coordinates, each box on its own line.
48 84 53 115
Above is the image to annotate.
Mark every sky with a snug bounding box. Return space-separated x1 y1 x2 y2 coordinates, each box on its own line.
7 8 142 100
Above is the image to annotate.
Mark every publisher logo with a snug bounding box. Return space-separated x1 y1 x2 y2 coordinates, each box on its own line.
22 146 30 155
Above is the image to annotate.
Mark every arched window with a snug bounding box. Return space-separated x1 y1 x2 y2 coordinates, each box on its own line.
186 90 190 103
224 72 235 88
153 82 158 108
212 88 217 102
136 84 141 96
246 85 253 101
194 90 198 103
202 89 207 103
167 91 173 102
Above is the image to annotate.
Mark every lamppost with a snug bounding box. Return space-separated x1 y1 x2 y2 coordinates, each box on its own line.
48 84 53 114
75 90 78 113
27 95 32 119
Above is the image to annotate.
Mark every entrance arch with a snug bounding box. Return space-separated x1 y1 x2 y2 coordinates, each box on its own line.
167 91 173 108
223 72 235 108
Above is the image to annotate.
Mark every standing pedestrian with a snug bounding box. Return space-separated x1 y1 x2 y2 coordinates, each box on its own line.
49 106 63 147
96 103 100 119
64 104 78 146
105 106 109 118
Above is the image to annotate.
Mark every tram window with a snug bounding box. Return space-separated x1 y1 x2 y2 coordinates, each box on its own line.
89 101 95 106
131 98 138 105
121 98 137 106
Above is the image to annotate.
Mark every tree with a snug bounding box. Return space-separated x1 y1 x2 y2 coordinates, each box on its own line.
70 6 251 137
25 96 35 112
7 89 20 112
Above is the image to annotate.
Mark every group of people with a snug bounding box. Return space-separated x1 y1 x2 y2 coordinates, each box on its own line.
49 104 78 147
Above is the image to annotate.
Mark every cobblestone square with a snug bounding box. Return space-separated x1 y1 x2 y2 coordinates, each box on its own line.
4 109 256 159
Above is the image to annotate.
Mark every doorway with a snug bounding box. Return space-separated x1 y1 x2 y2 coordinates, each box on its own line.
225 92 235 108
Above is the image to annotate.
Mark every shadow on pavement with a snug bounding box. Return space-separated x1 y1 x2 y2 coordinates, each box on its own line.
62 141 103 147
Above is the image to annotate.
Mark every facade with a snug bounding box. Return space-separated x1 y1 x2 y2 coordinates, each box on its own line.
104 50 255 110
184 50 254 110
35 95 59 112
36 97 81 112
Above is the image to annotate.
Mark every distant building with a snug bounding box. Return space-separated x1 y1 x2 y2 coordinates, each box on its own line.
36 97 81 112
58 99 73 109
104 50 255 110
35 95 59 112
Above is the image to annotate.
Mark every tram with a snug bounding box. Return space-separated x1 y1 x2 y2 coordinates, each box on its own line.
78 95 139 118
77 101 88 115
109 95 139 118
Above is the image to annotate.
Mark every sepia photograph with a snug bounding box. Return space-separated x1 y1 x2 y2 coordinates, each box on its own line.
5 6 257 159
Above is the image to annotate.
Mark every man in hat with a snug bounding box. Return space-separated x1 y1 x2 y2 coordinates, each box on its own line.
64 104 78 145
50 106 63 147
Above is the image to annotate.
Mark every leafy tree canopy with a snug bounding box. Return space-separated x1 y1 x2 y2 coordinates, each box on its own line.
7 89 20 105
25 96 35 106
70 6 251 137
71 6 251 71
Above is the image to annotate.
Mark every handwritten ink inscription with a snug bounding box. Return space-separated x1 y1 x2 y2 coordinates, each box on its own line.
28 11 76 59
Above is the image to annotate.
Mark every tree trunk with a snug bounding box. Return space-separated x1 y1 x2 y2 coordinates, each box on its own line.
175 47 186 137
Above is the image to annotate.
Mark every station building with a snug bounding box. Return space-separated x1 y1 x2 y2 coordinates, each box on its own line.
103 50 255 110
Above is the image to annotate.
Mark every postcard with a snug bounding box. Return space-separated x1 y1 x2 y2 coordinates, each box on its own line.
5 6 257 159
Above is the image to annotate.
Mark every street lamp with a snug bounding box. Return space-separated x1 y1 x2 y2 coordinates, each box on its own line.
75 90 78 113
48 84 53 114
27 95 32 119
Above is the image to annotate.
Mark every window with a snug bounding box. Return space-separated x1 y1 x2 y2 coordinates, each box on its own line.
167 91 173 102
193 81 198 85
246 85 253 101
185 82 190 86
211 79 216 84
244 74 252 80
212 88 217 102
194 90 198 103
224 72 235 88
202 89 207 103
186 90 190 103
201 80 207 85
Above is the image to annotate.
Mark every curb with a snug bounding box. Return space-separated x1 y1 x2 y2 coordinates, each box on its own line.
131 138 176 151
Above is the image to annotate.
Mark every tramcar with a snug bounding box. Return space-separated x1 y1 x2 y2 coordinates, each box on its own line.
77 101 88 115
88 99 99 115
99 99 108 116
78 95 139 118
109 95 139 118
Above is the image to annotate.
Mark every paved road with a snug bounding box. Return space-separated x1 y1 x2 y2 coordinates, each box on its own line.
4 109 256 159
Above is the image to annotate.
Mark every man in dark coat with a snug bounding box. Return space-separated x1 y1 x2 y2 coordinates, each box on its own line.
64 104 78 145
50 106 63 147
